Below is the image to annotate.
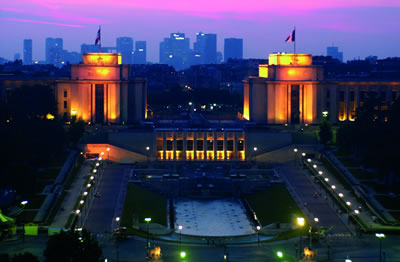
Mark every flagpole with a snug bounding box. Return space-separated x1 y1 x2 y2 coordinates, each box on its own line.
294 26 296 55
99 25 102 53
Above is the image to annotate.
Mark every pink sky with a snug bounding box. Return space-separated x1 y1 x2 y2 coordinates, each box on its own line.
1 0 400 62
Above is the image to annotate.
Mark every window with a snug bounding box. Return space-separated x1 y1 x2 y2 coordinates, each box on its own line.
64 90 68 98
350 91 355 101
177 140 183 151
166 140 173 151
156 140 163 151
217 140 223 151
196 140 204 151
339 91 345 101
227 140 234 151
207 140 214 151
64 101 67 109
237 140 244 151
187 140 193 151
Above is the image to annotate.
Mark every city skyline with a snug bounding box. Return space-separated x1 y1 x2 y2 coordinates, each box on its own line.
1 0 400 62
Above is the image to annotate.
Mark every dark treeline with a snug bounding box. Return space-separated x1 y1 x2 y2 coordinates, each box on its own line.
0 85 83 197
336 94 400 183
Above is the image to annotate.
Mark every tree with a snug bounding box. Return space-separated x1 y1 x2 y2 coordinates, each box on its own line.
319 119 333 145
44 229 102 262
12 252 39 262
68 115 85 145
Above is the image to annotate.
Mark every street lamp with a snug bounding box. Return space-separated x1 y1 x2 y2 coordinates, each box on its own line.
322 111 329 118
145 217 152 248
296 217 305 259
178 225 183 245
276 251 283 259
253 147 258 166
107 147 110 160
293 148 298 153
375 233 385 262
146 146 150 162
256 225 261 244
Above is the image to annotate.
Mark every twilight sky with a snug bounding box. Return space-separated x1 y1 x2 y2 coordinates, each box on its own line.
1 0 400 62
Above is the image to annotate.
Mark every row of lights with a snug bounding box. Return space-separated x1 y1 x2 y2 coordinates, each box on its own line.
75 149 109 221
294 148 361 215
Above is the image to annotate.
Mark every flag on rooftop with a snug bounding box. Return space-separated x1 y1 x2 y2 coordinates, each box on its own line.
95 27 101 45
285 29 295 42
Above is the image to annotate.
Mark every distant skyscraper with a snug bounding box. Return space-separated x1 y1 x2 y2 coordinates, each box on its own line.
23 39 32 65
194 32 217 64
160 33 191 70
134 41 147 64
46 37 63 67
116 37 134 64
14 53 21 61
224 38 243 62
327 46 343 62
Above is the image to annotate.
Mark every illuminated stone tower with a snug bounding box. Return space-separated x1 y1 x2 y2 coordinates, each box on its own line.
243 53 324 124
56 53 147 124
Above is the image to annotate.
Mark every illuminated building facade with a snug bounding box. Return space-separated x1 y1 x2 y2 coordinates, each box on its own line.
56 53 147 123
155 128 245 161
244 53 400 124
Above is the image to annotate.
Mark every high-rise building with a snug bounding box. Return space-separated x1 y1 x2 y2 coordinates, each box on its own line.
46 37 63 67
14 53 21 61
327 46 343 62
23 39 32 65
224 38 243 62
194 32 217 64
116 37 134 64
134 41 147 64
160 33 191 70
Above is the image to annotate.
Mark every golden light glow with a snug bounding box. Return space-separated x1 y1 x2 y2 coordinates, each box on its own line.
176 151 183 160
207 151 214 160
71 110 77 116
217 151 224 160
186 151 194 160
226 151 233 160
243 83 250 120
338 102 346 121
196 151 204 160
238 151 245 161
269 54 312 66
157 151 164 160
259 65 268 78
46 113 55 120
166 151 173 160
82 53 121 65
96 68 110 76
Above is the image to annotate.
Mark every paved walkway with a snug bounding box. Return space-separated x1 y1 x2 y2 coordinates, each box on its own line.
50 161 91 229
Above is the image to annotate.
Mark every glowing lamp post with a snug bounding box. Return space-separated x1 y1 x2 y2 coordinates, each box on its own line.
253 146 258 165
375 233 385 262
178 225 183 245
296 217 305 259
256 225 261 244
107 147 110 160
145 217 152 248
146 146 150 162
276 251 283 259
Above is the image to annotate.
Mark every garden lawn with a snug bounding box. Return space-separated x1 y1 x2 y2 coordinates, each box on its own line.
247 184 303 226
121 184 167 228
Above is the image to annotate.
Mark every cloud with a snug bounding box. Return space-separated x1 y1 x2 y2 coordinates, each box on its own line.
0 17 84 28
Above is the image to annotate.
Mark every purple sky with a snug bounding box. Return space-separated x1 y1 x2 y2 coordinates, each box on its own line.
1 0 400 62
